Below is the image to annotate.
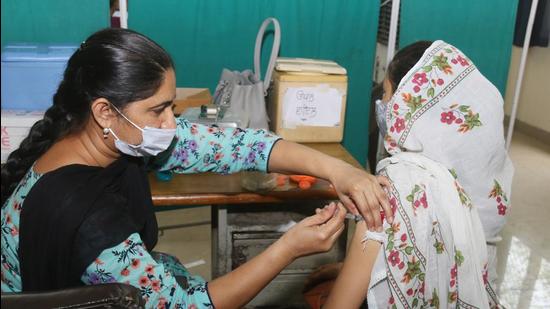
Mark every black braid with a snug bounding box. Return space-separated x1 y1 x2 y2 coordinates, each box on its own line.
1 28 173 205
1 86 76 205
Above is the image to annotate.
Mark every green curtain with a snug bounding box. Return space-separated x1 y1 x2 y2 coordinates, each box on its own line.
1 0 109 47
129 0 380 165
399 0 519 95
0 0 520 164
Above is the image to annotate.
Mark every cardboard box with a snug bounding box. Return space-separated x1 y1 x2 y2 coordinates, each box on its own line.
173 88 212 115
268 59 347 142
1 110 44 163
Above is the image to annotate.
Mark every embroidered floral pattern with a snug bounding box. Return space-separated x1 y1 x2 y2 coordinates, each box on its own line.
417 49 456 98
482 263 489 286
429 289 440 308
448 261 458 304
406 184 428 215
382 180 428 308
489 180 509 216
392 117 407 133
385 42 479 151
379 157 495 308
385 220 427 308
403 93 428 119
449 169 474 208
451 55 470 67
432 221 445 254
379 41 506 309
441 104 482 133
455 249 465 267
384 134 399 153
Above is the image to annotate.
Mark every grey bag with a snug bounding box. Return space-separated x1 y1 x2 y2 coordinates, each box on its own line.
213 17 281 129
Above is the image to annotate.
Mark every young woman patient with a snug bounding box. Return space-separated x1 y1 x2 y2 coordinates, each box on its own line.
324 41 513 308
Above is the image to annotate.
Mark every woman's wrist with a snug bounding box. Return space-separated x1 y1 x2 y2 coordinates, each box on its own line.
272 235 299 263
321 158 352 183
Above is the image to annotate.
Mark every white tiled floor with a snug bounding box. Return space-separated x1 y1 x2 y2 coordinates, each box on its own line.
496 132 550 308
155 131 550 308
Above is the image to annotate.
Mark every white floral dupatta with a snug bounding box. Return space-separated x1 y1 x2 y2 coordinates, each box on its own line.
366 41 513 308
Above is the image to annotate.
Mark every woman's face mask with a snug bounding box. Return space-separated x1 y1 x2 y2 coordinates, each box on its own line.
109 105 176 157
375 99 389 135
376 79 395 136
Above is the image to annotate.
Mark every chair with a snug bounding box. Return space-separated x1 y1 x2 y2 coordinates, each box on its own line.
1 283 145 309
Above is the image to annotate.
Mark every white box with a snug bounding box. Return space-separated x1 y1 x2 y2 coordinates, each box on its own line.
1 110 44 163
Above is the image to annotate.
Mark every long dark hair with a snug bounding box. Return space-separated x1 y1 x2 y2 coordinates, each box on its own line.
386 41 433 90
1 28 173 205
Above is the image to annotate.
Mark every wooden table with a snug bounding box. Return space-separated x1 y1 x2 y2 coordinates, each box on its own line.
149 143 362 303
149 143 362 206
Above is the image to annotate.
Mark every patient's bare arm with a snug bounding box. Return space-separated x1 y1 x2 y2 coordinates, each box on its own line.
323 221 382 309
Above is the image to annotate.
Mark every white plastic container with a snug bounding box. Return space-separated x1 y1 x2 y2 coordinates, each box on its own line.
1 110 44 163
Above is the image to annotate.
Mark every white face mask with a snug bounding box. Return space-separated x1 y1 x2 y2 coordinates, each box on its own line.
375 99 389 135
109 105 176 157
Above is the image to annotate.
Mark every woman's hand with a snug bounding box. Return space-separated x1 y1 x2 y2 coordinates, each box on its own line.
208 202 346 309
267 140 391 231
330 163 393 231
278 202 347 260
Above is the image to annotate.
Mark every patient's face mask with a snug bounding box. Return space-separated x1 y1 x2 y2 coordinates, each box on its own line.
109 105 176 157
375 99 388 135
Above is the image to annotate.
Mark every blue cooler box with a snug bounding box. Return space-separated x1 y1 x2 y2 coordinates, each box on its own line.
1 44 77 110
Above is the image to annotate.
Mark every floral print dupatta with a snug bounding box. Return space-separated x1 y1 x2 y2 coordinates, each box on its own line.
367 41 513 308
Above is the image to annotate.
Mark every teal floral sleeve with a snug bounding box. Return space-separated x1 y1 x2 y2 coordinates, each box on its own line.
81 233 214 308
155 117 281 174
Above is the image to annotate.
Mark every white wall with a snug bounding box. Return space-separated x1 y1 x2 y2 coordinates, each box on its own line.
504 46 550 133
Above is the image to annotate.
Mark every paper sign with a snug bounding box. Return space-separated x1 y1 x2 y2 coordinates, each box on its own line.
282 85 343 128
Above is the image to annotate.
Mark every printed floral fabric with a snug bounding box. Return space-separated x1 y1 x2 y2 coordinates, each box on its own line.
81 233 214 309
2 117 280 309
1 168 39 292
156 117 280 174
382 41 513 243
366 153 499 308
365 41 514 308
